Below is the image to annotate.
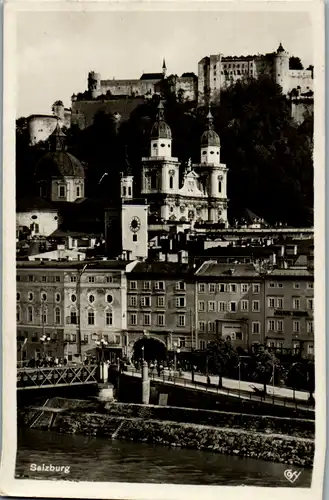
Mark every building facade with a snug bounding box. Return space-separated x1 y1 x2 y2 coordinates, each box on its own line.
141 103 228 227
125 262 196 358
195 262 264 351
198 44 314 105
264 268 314 358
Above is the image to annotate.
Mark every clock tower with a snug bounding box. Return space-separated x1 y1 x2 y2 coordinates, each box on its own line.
105 164 149 260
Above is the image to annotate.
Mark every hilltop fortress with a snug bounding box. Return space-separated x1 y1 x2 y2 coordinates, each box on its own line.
27 45 314 144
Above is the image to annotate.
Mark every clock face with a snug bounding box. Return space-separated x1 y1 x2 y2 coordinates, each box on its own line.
130 216 141 233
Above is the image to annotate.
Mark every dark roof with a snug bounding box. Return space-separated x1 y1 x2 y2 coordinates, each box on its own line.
129 262 193 276
35 151 85 179
196 262 260 277
200 246 275 257
16 197 57 212
181 72 197 78
71 98 145 129
16 259 131 270
48 228 100 239
140 73 163 81
268 268 313 277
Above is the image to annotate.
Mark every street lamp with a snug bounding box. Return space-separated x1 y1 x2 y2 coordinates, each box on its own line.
238 357 241 398
40 334 51 358
141 345 145 363
77 264 88 363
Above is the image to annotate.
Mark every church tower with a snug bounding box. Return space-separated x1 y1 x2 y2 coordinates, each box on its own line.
195 109 229 226
105 152 148 260
141 101 180 222
162 58 167 79
34 122 85 203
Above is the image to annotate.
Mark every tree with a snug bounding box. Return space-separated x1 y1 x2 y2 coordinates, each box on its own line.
289 56 304 70
251 345 281 394
211 76 314 226
206 336 239 387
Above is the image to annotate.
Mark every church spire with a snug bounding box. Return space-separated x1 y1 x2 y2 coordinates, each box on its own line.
207 106 214 131
162 58 167 78
49 120 66 151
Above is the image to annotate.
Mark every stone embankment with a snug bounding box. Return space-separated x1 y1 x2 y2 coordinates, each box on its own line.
18 398 314 468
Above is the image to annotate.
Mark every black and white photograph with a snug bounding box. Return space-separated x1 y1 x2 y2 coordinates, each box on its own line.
0 1 325 498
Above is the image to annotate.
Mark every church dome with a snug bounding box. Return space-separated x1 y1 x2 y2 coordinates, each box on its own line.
201 129 220 147
35 151 85 180
151 120 172 140
150 101 172 140
201 109 220 147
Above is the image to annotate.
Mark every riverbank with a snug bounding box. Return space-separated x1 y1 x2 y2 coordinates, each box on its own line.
17 398 314 467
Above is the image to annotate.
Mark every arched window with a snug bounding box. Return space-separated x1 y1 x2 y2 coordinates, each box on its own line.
88 310 95 325
17 305 21 322
70 308 77 325
58 185 66 198
169 176 174 189
122 186 127 197
17 292 20 301
30 223 39 234
218 180 222 193
151 171 157 189
106 309 113 326
128 186 132 197
27 305 33 323
41 307 47 325
55 307 61 325
76 185 80 198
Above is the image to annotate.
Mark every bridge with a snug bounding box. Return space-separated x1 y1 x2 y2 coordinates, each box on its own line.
17 365 99 390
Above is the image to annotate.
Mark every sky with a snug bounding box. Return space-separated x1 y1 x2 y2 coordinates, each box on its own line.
17 10 313 118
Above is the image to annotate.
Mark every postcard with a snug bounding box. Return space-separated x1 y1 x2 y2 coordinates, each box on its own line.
0 1 325 499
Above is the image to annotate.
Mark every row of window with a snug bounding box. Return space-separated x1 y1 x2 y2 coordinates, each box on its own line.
198 283 260 294
267 319 314 333
17 305 62 325
268 297 314 310
17 291 116 305
139 281 186 291
129 313 186 327
17 306 115 327
17 291 61 303
70 275 113 283
266 341 314 355
69 293 113 304
57 184 83 198
198 300 260 313
17 275 61 283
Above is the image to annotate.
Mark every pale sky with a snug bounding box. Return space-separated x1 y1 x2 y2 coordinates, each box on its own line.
17 10 313 117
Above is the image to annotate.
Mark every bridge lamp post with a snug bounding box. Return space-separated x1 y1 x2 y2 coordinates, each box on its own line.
40 334 51 358
77 264 88 364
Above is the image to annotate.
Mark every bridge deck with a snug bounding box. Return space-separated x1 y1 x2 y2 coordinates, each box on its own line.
17 365 99 390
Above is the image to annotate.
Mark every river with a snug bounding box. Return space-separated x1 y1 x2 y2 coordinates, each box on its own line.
15 429 312 487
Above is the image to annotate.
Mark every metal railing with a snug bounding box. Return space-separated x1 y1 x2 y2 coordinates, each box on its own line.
17 365 99 390
123 367 315 412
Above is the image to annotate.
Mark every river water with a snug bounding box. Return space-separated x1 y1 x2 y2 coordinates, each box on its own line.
16 429 312 487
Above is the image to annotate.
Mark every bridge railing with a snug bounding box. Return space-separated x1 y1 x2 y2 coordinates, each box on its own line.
17 365 99 390
123 367 315 413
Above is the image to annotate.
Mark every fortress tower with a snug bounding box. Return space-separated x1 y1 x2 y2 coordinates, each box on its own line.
88 71 101 99
274 43 290 95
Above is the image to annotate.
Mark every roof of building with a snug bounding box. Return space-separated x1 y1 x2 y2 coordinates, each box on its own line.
16 259 131 270
71 98 146 128
129 261 193 276
140 73 163 81
150 101 172 140
16 197 58 212
196 262 260 277
35 151 85 179
198 245 275 258
201 110 220 147
268 268 313 277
